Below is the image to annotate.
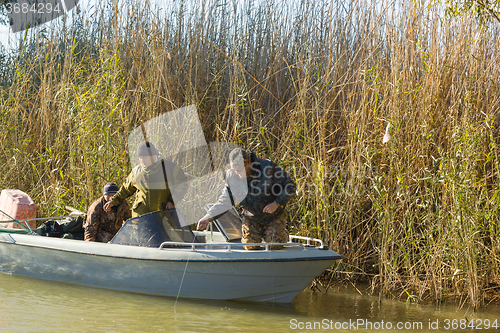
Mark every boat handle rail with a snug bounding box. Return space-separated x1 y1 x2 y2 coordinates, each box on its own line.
159 241 311 252
0 215 75 224
0 215 80 236
288 235 325 249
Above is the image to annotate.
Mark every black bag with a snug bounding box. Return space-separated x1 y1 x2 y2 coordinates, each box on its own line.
35 216 84 240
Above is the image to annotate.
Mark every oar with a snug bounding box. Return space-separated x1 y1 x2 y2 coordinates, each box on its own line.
0 208 34 233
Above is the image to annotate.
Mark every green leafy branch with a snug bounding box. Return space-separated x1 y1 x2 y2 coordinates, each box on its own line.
443 0 500 24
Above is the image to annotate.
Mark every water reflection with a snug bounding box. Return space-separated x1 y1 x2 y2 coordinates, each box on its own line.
1 273 499 332
292 285 500 332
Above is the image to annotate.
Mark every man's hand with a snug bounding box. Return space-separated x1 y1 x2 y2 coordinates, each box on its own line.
197 218 210 230
263 202 279 214
103 201 114 212
166 202 175 210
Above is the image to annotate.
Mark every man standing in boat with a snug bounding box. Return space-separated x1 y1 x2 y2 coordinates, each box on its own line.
103 141 189 217
84 182 132 242
197 148 296 250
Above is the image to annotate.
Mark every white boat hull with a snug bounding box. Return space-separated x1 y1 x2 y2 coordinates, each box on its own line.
0 233 341 303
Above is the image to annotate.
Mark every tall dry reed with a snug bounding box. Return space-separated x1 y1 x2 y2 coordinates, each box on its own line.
0 0 499 307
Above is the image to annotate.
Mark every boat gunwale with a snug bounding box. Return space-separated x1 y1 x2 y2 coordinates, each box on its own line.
0 235 343 263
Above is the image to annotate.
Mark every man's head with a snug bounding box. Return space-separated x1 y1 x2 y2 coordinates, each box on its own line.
229 148 251 179
137 141 158 167
102 182 119 201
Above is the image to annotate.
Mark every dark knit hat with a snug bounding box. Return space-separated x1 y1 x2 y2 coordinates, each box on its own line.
137 141 159 157
229 148 251 164
103 182 119 195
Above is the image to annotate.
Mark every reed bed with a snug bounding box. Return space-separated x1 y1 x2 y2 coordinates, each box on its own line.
0 0 499 307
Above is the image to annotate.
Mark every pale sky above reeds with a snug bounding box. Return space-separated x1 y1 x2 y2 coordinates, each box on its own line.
0 0 313 49
0 0 170 49
0 0 407 53
0 0 94 48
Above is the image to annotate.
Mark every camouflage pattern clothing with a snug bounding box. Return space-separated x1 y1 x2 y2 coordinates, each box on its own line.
84 196 131 242
204 151 296 249
242 213 289 250
109 158 188 217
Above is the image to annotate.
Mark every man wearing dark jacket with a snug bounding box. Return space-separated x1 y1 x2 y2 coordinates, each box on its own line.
197 148 296 250
84 182 131 242
104 141 189 217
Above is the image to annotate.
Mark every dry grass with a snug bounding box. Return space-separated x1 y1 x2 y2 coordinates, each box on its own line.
0 0 499 307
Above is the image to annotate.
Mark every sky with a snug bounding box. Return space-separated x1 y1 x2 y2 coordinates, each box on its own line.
0 0 171 50
1 0 272 49
0 0 95 49
0 0 403 52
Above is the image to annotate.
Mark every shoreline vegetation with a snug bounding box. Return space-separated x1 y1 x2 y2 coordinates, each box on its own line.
0 0 499 308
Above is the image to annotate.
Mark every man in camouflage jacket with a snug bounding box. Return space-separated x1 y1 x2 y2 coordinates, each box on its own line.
197 148 296 250
84 182 131 242
104 141 189 217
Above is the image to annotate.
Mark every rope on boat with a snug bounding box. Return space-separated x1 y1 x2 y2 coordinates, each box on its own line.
173 233 197 313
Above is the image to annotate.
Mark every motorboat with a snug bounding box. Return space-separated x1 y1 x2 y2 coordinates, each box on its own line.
0 208 342 303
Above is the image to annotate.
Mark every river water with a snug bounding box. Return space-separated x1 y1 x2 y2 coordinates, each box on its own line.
1 273 499 332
